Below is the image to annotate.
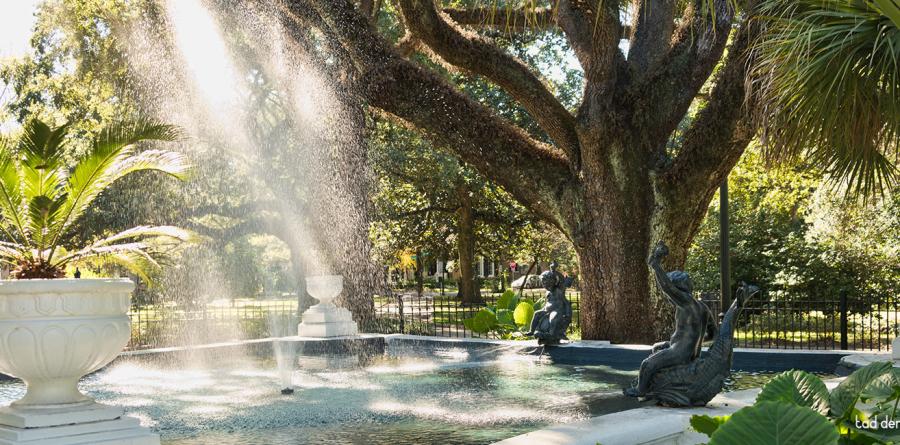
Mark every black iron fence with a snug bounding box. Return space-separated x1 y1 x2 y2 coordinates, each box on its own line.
125 288 899 351
701 289 900 351
368 290 581 339
127 299 297 350
373 288 899 351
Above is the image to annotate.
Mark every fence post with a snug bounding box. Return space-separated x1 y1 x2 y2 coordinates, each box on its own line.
398 294 405 334
840 289 848 350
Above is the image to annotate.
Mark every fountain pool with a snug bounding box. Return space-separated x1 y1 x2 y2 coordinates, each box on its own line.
0 338 808 445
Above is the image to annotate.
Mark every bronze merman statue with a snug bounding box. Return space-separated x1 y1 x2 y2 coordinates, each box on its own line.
624 241 717 398
639 282 759 406
525 262 573 345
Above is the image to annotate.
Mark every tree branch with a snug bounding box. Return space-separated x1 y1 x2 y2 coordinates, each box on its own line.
442 4 633 36
397 0 580 167
276 1 360 91
391 206 457 218
628 0 676 77
442 6 555 31
558 0 625 116
662 16 758 203
280 0 575 226
636 0 736 149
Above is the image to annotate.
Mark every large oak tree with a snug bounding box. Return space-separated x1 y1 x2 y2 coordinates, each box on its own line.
279 0 898 342
282 0 753 342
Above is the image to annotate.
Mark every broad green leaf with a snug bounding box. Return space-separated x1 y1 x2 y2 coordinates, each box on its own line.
690 414 729 438
497 289 517 310
830 361 892 420
756 370 830 415
470 309 497 333
496 309 514 327
708 401 838 445
860 368 900 402
513 301 535 327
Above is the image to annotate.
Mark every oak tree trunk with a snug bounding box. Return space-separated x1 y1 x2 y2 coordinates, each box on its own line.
455 184 482 305
414 248 424 297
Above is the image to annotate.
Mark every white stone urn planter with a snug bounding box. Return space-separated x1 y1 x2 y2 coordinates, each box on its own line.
0 278 158 445
298 275 358 338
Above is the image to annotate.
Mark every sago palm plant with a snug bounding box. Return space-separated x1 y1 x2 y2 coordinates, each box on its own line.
0 118 193 281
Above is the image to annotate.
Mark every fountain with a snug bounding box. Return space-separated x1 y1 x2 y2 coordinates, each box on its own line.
274 339 297 395
298 275 358 338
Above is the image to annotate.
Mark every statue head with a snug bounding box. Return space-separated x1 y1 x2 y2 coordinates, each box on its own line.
541 268 558 291
541 262 563 291
667 270 693 294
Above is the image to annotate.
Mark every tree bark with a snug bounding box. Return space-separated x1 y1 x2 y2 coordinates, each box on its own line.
289 245 315 315
414 248 424 297
455 183 482 305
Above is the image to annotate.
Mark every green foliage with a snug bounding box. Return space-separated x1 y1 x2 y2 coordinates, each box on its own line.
464 308 498 332
830 361 893 420
513 300 535 326
690 414 729 437
0 118 193 281
463 289 536 336
707 401 839 445
756 370 830 415
750 0 900 196
688 145 900 301
693 362 899 444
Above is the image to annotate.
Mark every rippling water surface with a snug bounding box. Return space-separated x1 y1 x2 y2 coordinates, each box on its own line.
0 346 793 445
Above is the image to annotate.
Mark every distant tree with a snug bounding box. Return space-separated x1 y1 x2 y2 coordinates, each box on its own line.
687 146 900 303
371 122 535 304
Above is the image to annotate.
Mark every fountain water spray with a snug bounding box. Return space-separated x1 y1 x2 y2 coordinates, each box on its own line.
274 340 297 395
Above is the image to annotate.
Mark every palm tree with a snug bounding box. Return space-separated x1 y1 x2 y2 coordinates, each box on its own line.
0 118 193 281
750 0 900 196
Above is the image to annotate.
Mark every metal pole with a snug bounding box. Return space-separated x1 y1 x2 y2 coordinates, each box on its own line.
719 181 731 311
840 289 849 350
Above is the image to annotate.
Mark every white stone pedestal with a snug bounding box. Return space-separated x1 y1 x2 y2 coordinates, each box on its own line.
892 336 900 361
0 402 158 445
297 304 358 338
297 275 358 338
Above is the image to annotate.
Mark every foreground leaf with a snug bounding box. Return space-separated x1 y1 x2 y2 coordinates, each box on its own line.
709 401 838 445
690 414 729 438
831 361 892 419
756 370 830 415
513 301 535 327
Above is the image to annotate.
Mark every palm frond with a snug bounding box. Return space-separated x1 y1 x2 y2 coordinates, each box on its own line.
25 195 67 250
17 120 68 170
17 120 68 206
0 146 27 245
49 120 187 251
60 242 162 284
86 225 197 247
56 226 195 284
750 0 900 196
0 118 193 279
